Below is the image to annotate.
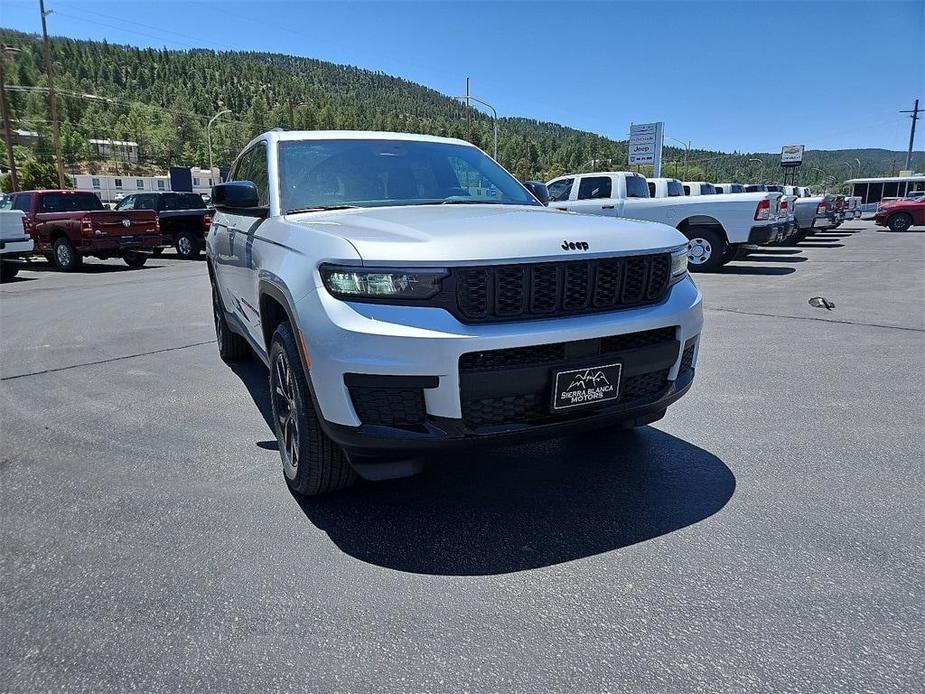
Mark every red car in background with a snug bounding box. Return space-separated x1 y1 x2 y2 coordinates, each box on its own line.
875 197 925 232
8 189 160 270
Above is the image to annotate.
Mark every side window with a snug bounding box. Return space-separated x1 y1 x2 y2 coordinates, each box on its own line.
12 194 33 212
577 176 612 200
230 149 253 182
116 195 135 210
624 176 649 198
249 142 270 206
647 182 656 197
547 178 574 202
136 195 157 210
683 185 691 195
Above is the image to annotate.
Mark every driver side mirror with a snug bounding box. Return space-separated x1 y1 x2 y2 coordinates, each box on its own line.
212 181 268 217
523 180 550 206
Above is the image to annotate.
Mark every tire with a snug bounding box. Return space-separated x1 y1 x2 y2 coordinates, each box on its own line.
684 226 726 273
269 321 356 496
0 261 19 281
212 284 249 362
122 251 148 268
175 231 201 259
888 213 913 232
52 237 82 271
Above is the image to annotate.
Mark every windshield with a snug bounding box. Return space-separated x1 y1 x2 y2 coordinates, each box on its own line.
40 192 105 212
666 181 684 197
278 139 539 212
700 184 717 195
161 193 206 210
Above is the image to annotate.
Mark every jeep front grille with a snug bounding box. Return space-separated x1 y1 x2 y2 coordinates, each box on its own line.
451 253 672 323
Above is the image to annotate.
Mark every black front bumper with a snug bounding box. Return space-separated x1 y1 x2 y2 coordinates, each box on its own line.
323 367 695 460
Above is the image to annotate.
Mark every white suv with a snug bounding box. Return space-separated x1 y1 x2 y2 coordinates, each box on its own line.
208 131 703 495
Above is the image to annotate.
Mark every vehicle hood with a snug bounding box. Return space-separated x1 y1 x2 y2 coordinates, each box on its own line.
287 204 687 265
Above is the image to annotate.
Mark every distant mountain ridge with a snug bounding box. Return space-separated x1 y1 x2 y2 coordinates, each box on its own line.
0 27 921 186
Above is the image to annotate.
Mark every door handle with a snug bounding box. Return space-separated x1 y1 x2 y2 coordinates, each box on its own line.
602 205 615 209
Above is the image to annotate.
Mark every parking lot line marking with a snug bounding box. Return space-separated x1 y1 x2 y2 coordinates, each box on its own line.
705 306 925 333
0 340 216 382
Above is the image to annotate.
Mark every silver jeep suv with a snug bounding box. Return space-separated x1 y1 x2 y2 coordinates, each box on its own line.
208 131 703 495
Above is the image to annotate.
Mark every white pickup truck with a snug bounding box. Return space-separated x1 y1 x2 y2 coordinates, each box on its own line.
780 186 839 239
715 183 746 194
0 209 33 281
546 171 784 271
682 181 718 196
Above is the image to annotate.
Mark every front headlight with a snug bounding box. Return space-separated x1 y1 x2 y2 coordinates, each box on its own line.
670 245 688 283
319 264 447 300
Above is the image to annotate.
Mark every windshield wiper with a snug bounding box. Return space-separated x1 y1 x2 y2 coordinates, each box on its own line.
285 205 359 214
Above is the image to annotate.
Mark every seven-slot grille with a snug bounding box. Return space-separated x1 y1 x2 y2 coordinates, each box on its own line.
452 254 672 322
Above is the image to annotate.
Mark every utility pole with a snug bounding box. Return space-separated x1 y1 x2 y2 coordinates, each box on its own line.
0 46 20 192
465 77 470 142
39 0 65 188
900 99 919 172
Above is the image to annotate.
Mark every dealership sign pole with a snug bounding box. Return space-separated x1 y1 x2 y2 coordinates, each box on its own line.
629 122 664 177
780 144 804 185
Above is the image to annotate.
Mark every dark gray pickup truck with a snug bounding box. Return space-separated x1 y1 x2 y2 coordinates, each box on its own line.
115 192 212 259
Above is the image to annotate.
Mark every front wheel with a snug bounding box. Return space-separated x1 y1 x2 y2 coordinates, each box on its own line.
888 213 913 232
269 321 355 496
175 231 201 259
122 250 147 268
685 227 726 272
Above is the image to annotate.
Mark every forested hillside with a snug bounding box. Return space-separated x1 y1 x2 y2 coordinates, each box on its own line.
0 27 921 188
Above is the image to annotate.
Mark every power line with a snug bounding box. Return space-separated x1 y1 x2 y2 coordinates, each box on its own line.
2 84 251 126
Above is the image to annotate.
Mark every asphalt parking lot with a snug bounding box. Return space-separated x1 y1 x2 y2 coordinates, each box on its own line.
1 220 923 693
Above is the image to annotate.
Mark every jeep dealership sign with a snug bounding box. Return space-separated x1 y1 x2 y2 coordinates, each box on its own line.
781 144 805 167
629 122 664 176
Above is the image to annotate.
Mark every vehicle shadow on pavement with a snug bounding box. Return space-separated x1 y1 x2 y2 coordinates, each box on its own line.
752 248 803 255
794 242 845 249
23 261 159 274
717 265 795 275
740 255 808 263
230 360 736 576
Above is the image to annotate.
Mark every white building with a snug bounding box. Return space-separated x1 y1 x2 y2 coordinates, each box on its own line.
69 167 218 203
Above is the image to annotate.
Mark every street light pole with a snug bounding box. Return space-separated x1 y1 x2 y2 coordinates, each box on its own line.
207 109 231 173
0 45 22 192
39 0 65 188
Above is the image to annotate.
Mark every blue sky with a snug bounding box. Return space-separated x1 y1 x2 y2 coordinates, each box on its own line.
0 0 922 154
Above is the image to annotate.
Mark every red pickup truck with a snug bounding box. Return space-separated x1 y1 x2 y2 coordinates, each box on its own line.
8 189 160 270
875 197 925 232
